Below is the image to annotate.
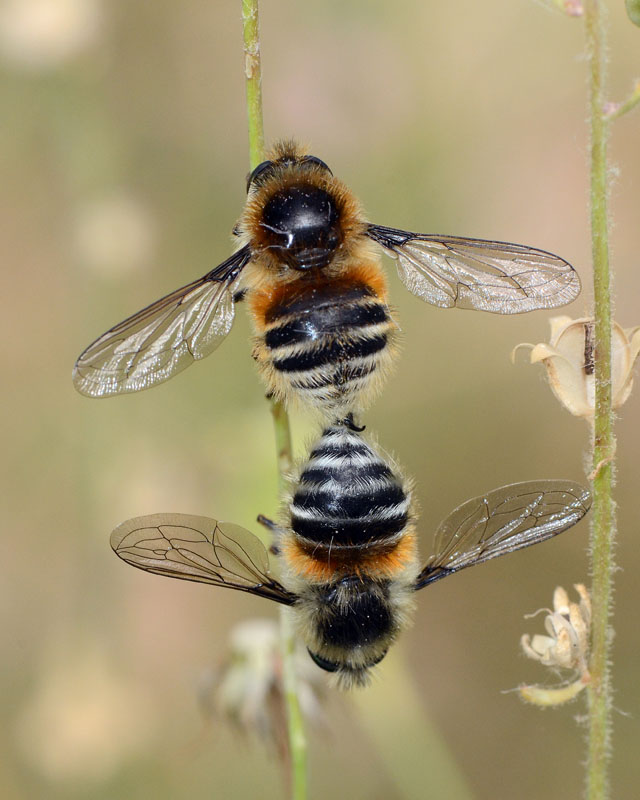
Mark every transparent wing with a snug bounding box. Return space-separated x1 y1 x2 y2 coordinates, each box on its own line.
415 480 591 590
367 224 581 314
73 246 252 397
111 512 296 605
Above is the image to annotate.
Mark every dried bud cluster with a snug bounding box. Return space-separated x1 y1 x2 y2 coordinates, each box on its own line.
521 584 591 674
518 584 591 707
209 619 325 756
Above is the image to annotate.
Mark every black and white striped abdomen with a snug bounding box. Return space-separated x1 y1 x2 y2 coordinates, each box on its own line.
289 424 411 550
256 284 397 416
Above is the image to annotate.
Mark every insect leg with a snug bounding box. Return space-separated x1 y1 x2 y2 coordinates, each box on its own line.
257 514 287 554
338 412 366 432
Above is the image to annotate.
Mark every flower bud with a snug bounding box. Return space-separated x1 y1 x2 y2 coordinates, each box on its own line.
541 0 583 16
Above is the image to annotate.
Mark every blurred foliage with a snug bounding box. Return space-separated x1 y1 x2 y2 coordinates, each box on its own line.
2 1 639 798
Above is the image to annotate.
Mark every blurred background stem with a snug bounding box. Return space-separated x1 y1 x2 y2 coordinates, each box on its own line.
241 1 308 797
583 1 615 797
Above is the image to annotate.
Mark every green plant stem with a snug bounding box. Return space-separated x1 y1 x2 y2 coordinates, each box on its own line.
270 398 294 493
584 1 616 798
242 0 264 167
241 2 307 798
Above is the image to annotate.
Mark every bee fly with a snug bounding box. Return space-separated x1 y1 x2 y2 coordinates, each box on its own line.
110 422 591 689
74 141 581 419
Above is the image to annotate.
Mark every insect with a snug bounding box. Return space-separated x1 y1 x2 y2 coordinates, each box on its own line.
110 422 591 689
73 141 581 419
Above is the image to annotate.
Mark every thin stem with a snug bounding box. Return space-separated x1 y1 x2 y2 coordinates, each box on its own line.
583 1 616 798
279 602 308 800
270 397 294 493
241 2 307 798
242 0 265 168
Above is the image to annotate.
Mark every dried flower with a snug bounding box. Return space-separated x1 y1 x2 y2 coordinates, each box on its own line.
521 584 591 673
204 619 325 757
518 584 591 706
512 316 640 419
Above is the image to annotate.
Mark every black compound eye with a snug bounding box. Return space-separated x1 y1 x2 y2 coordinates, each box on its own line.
307 649 340 673
246 160 275 192
301 155 332 175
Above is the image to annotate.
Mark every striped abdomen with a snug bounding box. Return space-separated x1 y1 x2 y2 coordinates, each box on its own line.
252 280 397 418
282 424 417 583
281 423 419 687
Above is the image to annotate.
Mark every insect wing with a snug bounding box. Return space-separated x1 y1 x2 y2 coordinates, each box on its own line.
415 480 591 589
73 246 252 397
111 512 296 605
367 225 581 314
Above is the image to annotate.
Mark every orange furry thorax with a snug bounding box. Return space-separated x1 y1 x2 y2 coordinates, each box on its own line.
281 529 419 585
247 258 389 330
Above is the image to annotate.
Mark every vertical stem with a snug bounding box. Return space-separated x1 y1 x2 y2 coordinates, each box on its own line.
279 596 308 800
583 1 615 797
241 2 308 797
270 397 294 493
242 0 265 168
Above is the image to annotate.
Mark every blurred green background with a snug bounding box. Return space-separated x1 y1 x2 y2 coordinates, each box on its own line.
2 1 639 798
